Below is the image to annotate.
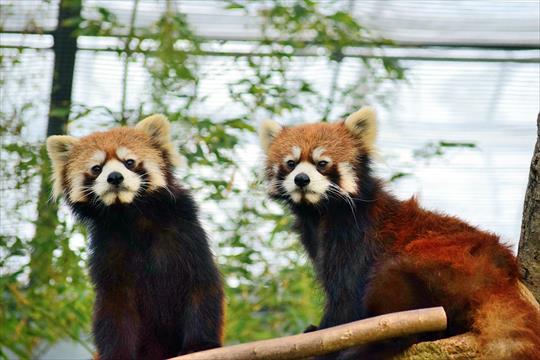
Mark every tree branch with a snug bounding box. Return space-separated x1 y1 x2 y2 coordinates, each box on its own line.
171 307 447 360
518 113 540 301
394 333 479 360
395 282 539 359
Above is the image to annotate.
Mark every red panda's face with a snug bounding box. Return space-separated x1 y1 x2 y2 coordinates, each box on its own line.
47 115 180 206
259 107 377 205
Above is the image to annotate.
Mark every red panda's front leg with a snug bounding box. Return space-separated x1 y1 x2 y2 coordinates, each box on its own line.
316 262 370 331
315 231 375 330
316 294 367 360
318 288 365 330
179 284 224 355
295 210 320 261
93 291 141 360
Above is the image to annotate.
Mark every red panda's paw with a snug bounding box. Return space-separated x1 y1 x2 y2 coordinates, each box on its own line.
178 341 221 356
304 324 319 333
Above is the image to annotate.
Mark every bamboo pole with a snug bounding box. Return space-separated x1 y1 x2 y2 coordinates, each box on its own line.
171 307 447 360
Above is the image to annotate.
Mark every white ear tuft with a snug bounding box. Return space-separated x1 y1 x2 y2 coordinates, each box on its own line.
259 119 283 153
136 114 171 146
136 114 181 167
46 135 79 164
344 106 377 150
46 135 79 199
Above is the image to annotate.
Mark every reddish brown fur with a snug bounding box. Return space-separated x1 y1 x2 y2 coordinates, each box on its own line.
64 128 165 189
365 196 540 340
267 122 362 167
364 197 540 358
264 121 540 359
49 120 225 359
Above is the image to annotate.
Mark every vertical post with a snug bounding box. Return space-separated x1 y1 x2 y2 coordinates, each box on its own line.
30 0 81 285
518 114 540 301
321 0 354 122
120 0 140 125
48 0 81 136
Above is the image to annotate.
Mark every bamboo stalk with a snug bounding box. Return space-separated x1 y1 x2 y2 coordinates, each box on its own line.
171 307 447 360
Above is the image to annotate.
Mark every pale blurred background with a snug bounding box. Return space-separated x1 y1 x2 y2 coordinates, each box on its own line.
1 1 539 358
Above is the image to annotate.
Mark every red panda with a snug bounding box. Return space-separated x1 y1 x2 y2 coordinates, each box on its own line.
47 115 224 359
259 108 540 359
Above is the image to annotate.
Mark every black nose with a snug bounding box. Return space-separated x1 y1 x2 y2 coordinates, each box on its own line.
107 171 124 186
294 173 310 188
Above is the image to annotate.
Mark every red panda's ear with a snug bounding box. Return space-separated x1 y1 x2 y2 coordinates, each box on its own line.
46 135 79 199
136 114 171 146
259 119 283 153
344 107 377 151
136 114 180 166
47 135 79 164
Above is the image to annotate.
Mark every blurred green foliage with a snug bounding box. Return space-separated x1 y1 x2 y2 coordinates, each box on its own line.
1 0 406 358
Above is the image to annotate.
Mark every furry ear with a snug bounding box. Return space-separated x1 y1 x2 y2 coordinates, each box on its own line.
136 114 171 146
344 106 377 151
46 135 79 199
47 135 79 163
259 119 283 153
136 114 180 166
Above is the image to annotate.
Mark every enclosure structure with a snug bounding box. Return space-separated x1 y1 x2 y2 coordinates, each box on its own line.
1 1 539 358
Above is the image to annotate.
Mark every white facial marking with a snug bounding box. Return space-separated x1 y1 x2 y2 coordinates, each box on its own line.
117 191 135 203
90 150 106 164
291 146 301 160
116 146 136 161
312 147 325 161
283 162 330 204
69 150 106 203
284 146 302 164
93 159 141 205
291 192 302 202
117 147 165 191
68 174 86 203
305 192 322 204
337 162 358 194
101 192 117 205
312 146 332 167
143 160 166 190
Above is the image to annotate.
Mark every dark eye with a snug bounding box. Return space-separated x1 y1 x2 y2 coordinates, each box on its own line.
91 165 102 175
317 160 328 169
286 160 296 169
124 159 135 169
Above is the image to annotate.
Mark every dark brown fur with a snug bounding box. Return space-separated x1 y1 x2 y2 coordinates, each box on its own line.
264 120 540 359
48 119 224 359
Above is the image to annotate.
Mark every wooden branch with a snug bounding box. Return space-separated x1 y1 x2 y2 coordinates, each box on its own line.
394 282 540 359
170 307 447 360
518 113 540 302
173 285 539 360
395 333 479 360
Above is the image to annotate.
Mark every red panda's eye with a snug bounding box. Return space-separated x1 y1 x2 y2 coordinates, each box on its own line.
286 160 296 169
91 165 102 175
317 160 328 170
124 159 135 169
